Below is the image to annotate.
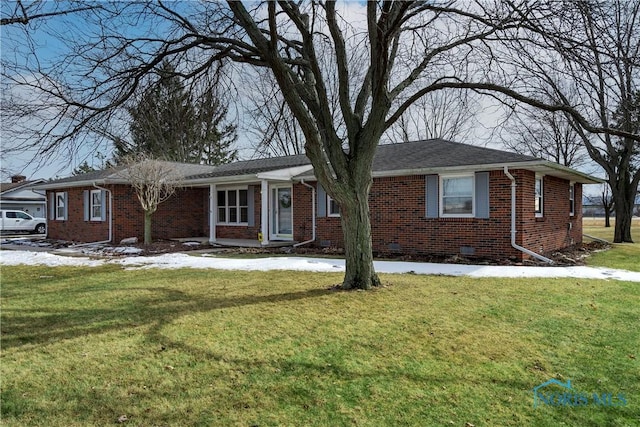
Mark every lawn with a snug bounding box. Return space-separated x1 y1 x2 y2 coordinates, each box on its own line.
583 218 640 272
1 265 638 426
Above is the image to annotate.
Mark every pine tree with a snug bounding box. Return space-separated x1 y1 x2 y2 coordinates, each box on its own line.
116 61 237 165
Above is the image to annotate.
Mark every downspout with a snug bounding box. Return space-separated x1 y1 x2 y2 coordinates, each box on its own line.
293 179 316 247
70 183 113 247
503 167 554 264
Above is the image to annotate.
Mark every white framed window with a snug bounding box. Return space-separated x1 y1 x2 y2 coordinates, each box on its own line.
569 183 575 216
535 176 544 217
55 192 66 220
217 188 249 225
440 175 474 217
327 195 340 217
90 190 102 221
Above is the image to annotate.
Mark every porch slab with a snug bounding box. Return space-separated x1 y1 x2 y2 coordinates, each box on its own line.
172 237 296 249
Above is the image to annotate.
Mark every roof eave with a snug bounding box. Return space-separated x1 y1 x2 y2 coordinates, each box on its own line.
294 160 602 184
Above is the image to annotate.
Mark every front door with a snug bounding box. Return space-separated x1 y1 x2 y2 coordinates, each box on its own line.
272 186 293 239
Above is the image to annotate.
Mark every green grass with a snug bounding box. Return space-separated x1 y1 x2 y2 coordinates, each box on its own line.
2 265 639 426
583 218 640 271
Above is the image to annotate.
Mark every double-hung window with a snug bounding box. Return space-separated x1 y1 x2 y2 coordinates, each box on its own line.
535 176 544 217
217 188 248 224
55 192 66 220
327 195 340 217
440 175 474 217
569 183 575 216
90 190 103 221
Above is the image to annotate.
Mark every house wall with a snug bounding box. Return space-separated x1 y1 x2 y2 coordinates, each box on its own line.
295 169 583 261
46 169 583 260
46 185 110 242
46 185 208 243
518 172 583 255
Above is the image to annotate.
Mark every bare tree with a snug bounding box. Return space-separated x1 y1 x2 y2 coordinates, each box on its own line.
502 1 640 242
3 1 638 288
115 154 183 245
0 0 101 26
501 105 586 168
386 89 481 143
243 70 306 157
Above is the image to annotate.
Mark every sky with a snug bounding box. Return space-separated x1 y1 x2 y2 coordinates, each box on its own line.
0 1 606 191
1 248 639 282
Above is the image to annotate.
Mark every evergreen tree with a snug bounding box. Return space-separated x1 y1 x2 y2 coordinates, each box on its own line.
116 61 237 165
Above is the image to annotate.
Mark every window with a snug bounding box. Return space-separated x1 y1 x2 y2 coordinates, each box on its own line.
569 183 575 216
328 195 340 217
55 192 66 220
441 175 474 217
90 190 102 221
217 188 248 224
535 176 543 217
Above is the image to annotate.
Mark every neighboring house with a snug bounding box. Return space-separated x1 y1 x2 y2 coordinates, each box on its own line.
36 139 601 261
0 175 47 216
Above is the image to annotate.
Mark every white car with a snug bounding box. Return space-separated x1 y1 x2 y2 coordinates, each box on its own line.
0 210 47 234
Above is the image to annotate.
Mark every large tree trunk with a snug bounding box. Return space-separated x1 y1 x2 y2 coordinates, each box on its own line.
338 184 381 290
144 210 153 245
611 177 636 243
613 191 634 243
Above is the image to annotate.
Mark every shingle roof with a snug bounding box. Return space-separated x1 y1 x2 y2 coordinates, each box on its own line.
187 154 310 179
36 162 217 187
185 139 539 179
41 168 119 186
37 139 595 187
372 139 538 171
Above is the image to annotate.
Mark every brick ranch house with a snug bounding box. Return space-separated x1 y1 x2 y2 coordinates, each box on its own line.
36 139 600 262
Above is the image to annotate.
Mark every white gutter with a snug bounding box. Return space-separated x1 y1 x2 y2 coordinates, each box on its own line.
293 179 316 247
70 183 113 247
503 167 554 264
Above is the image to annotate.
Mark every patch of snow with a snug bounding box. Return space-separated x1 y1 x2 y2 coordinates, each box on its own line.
0 250 639 282
0 251 105 267
110 247 144 255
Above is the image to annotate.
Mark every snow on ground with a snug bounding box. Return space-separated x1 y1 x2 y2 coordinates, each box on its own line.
1 250 639 282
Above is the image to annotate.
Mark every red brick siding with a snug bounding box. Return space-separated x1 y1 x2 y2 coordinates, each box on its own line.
46 186 110 243
518 172 583 255
297 170 583 261
293 183 315 242
47 185 208 243
47 170 583 260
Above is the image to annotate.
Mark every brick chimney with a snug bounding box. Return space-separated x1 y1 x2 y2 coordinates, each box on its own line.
11 175 27 183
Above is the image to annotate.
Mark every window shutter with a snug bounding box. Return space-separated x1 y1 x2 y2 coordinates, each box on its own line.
425 175 439 218
475 172 490 219
317 184 327 218
49 192 55 220
100 190 107 221
83 190 90 221
247 186 255 227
